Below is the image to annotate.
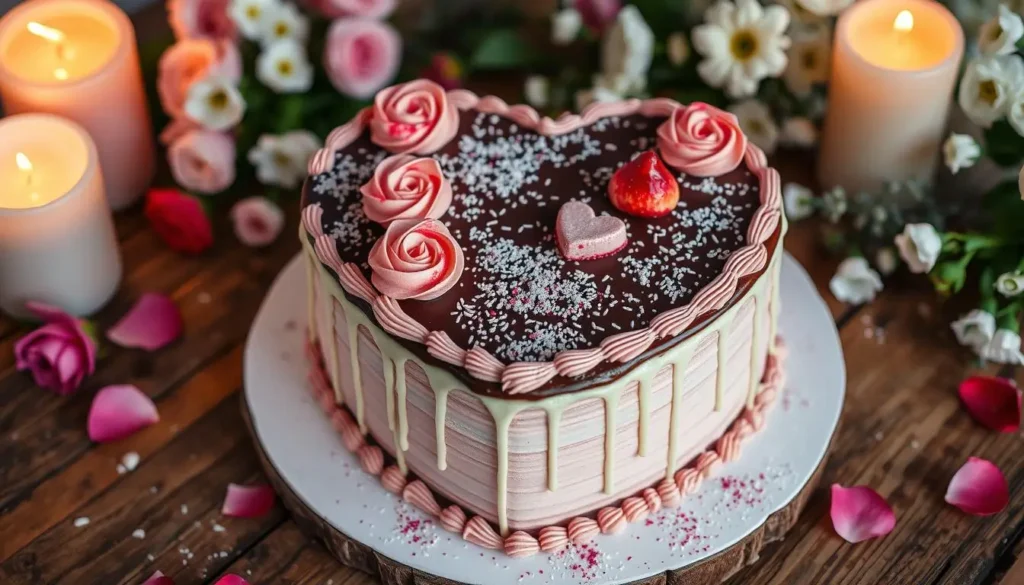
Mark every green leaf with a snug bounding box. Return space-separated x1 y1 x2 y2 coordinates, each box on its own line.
982 179 1024 237
983 120 1024 167
276 94 306 133
469 29 534 70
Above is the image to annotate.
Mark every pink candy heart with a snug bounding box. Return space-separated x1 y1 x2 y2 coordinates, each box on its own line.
556 201 628 261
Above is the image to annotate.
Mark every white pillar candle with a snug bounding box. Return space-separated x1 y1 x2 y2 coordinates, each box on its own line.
0 0 155 211
0 114 122 319
819 0 964 192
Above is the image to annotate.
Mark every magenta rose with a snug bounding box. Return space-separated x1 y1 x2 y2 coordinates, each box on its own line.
314 0 396 19
360 155 452 226
14 302 97 395
368 219 465 300
323 18 402 100
657 102 747 177
369 80 459 155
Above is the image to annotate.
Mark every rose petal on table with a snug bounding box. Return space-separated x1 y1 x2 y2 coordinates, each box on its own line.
87 385 160 443
830 484 896 543
141 570 174 585
945 457 1009 516
212 575 250 585
958 376 1021 433
221 484 275 518
107 294 184 351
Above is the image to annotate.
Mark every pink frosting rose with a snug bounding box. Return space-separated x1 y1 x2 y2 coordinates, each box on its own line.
14 302 97 395
168 0 236 41
157 39 241 118
168 129 236 194
657 102 747 177
369 80 459 155
323 19 402 100
368 218 465 300
360 155 453 225
311 0 396 19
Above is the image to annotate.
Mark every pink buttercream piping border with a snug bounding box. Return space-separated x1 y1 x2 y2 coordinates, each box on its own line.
303 90 782 395
304 335 787 558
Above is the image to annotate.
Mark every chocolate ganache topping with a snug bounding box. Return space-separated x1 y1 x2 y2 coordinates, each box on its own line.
303 110 777 397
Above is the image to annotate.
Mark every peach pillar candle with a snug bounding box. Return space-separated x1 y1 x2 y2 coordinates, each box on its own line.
819 0 964 192
0 0 155 210
0 114 122 319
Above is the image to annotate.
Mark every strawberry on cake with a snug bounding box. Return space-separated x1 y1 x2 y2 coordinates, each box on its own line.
299 80 786 558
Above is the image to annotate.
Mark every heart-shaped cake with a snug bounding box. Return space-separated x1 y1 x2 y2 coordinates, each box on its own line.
300 81 783 556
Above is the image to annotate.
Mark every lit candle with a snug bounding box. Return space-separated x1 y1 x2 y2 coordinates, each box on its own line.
0 114 122 319
819 0 964 192
0 0 155 211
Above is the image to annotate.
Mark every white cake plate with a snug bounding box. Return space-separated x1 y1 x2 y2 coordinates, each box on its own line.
242 253 845 585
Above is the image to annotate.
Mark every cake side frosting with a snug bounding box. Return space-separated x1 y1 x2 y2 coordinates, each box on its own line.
302 84 782 396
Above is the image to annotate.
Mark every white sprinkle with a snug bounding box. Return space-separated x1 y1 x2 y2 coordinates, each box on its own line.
74 517 90 528
181 504 189 515
121 451 140 472
212 523 226 533
132 528 146 539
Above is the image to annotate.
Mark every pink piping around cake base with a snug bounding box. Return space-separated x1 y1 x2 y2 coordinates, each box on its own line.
302 335 787 558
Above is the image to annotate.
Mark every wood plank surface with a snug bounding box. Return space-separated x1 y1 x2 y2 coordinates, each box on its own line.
1 5 1022 584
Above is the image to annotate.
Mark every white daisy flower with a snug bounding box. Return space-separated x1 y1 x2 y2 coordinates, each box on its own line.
229 0 279 40
551 8 583 45
958 55 1024 128
996 271 1024 296
729 99 779 154
951 309 996 351
600 6 655 95
667 32 691 67
524 75 550 108
783 30 830 96
942 133 982 174
894 223 942 274
692 0 791 98
248 129 321 188
183 76 246 131
829 257 883 304
781 117 818 147
256 39 314 93
980 329 1024 364
979 5 1024 56
782 182 814 221
260 1 309 47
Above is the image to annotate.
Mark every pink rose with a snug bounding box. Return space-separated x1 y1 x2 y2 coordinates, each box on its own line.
575 0 621 31
157 39 241 118
168 0 236 41
657 102 747 177
14 302 97 395
314 0 396 19
230 197 286 247
360 155 453 226
369 80 459 155
368 219 465 300
159 117 200 146
323 19 402 100
168 130 236 194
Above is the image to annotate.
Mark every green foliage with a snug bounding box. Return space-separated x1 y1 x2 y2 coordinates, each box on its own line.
983 121 1024 167
469 28 536 71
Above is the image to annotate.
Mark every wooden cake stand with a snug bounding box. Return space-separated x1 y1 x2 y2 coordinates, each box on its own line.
242 254 844 585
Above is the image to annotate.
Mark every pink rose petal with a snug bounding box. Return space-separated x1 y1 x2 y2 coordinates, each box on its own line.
87 385 160 443
107 294 184 351
141 570 174 585
830 484 896 543
222 483 275 518
958 376 1021 433
945 457 1009 516
212 576 249 585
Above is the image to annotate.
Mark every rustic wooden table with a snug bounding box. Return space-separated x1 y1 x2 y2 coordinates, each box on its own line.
2 5 1024 585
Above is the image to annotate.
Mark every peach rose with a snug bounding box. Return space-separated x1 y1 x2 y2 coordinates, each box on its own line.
657 102 747 177
369 80 459 155
157 39 241 118
168 0 236 41
167 129 236 194
360 155 452 226
323 19 402 100
368 219 465 300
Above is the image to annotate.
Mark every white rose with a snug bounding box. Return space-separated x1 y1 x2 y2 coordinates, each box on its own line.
782 182 814 221
256 39 314 93
248 130 321 188
875 247 898 276
551 8 583 46
958 55 1024 128
996 271 1024 296
783 31 830 96
667 32 690 67
781 117 818 147
829 257 883 304
942 133 982 174
524 75 550 108
601 6 654 94
729 99 779 154
951 309 996 350
979 5 1024 56
894 223 942 274
183 76 246 131
980 329 1024 364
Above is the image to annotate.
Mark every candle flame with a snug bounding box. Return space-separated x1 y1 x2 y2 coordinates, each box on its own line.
26 21 65 43
15 152 32 173
894 10 914 32
54 67 68 80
